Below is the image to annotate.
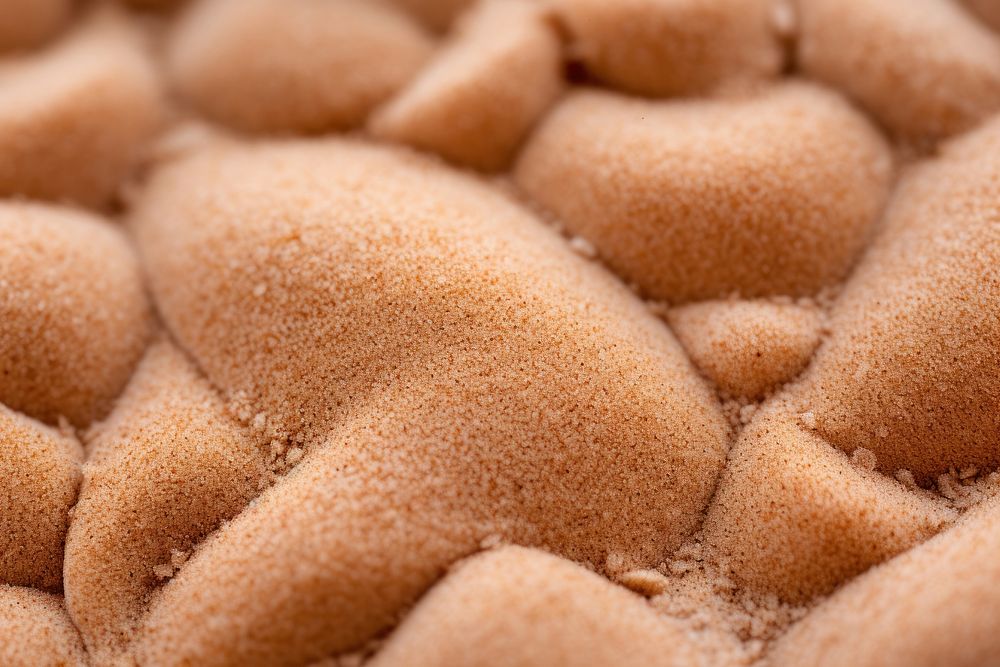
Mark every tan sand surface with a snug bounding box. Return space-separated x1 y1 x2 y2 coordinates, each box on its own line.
2 1 1000 665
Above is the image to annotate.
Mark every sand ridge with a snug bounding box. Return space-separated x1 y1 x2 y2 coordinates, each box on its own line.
1 1 1000 666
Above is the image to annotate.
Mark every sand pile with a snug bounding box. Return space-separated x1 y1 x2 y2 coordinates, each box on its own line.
2 1 1000 666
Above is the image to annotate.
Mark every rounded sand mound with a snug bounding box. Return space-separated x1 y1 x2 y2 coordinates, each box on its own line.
553 0 784 97
514 82 892 303
4 2 1000 666
104 139 726 665
0 9 162 207
369 546 705 667
167 0 434 134
798 0 1000 143
370 0 563 171
667 299 822 400
0 203 150 426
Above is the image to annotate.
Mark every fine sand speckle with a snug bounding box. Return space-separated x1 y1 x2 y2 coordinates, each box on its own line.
4 2 1000 665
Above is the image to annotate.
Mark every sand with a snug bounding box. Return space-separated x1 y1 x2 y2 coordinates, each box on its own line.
666 299 822 400
0 0 70 53
167 0 434 133
798 0 1000 144
370 0 563 171
120 138 727 665
0 202 150 426
552 0 784 96
0 8 162 207
367 546 706 667
2 1 1000 666
514 82 892 303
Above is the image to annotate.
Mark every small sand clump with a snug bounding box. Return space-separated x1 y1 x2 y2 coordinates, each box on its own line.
667 299 823 399
370 0 563 172
798 0 1000 144
168 0 434 134
0 203 150 427
652 540 810 665
554 0 783 96
515 82 892 303
368 547 707 667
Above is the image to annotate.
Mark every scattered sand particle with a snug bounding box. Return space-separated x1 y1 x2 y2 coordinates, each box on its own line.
895 469 918 490
170 549 189 568
568 235 598 259
616 569 670 597
851 447 878 471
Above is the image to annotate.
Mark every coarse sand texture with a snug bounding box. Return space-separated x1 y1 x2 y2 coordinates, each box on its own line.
121 139 729 665
667 300 822 400
3 0 1000 666
370 0 563 171
0 587 88 667
368 547 706 667
0 405 82 592
0 203 150 427
788 115 1000 482
64 340 270 665
769 493 1000 667
514 83 892 303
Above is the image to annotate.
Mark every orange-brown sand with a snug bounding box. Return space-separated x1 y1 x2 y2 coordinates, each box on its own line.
3 1 1000 666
